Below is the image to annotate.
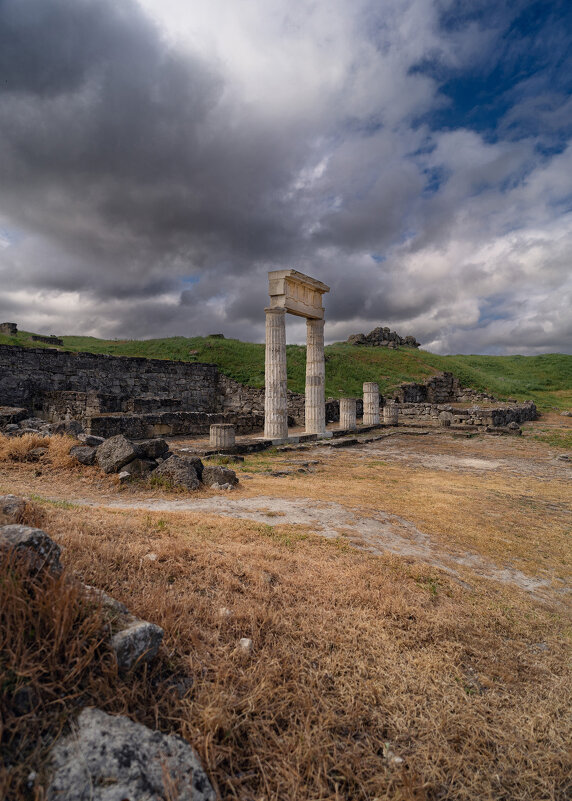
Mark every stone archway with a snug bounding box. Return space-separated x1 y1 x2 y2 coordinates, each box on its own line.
264 269 330 440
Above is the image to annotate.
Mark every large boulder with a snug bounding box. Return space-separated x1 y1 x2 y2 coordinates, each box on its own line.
153 455 203 490
47 708 216 801
0 525 62 575
201 465 238 488
96 435 138 474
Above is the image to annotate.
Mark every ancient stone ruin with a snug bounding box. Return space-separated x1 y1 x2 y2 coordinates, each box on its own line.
264 269 329 440
0 322 18 336
347 326 420 348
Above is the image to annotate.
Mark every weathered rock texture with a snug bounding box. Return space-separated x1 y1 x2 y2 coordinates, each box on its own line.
347 327 420 348
47 708 216 801
0 322 17 335
153 455 202 490
0 494 27 524
0 524 62 575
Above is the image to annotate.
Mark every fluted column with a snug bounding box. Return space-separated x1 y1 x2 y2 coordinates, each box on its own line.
305 317 326 434
264 307 288 440
339 397 357 430
363 382 380 425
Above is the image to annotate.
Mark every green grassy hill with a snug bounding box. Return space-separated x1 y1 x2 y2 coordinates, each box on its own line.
1 330 571 410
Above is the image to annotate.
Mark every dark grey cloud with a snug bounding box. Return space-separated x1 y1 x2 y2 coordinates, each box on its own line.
0 0 570 354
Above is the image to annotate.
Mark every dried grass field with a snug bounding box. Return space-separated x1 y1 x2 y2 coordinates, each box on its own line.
1 419 571 800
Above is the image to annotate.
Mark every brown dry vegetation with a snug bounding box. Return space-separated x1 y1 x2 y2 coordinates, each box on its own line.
0 428 571 800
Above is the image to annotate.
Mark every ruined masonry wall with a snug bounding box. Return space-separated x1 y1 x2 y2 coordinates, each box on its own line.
0 345 219 416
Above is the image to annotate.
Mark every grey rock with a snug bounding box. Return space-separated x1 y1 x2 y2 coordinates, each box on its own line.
78 434 105 447
26 447 48 462
0 406 29 427
507 421 521 431
69 445 96 466
19 417 45 430
47 708 215 801
110 620 164 671
153 455 202 490
117 471 131 484
4 423 20 433
0 525 62 575
0 494 27 524
96 435 138 474
122 458 158 477
560 410 572 417
201 465 238 488
136 438 169 460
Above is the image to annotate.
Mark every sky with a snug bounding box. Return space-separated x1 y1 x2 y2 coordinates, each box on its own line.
0 0 571 354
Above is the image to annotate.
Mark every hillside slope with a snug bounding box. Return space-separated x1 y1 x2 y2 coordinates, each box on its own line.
1 330 570 410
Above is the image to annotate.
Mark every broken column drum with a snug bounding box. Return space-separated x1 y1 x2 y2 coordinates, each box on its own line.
363 382 380 425
264 270 330 439
339 398 357 430
383 402 399 425
209 424 236 448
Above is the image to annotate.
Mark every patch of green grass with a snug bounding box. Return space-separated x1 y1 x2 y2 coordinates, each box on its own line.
531 431 572 449
27 494 78 510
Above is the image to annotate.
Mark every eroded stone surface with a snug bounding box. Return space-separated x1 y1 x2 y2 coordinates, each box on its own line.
0 525 62 574
69 445 96 466
153 455 202 490
201 465 238 488
47 708 215 801
110 620 164 671
96 435 138 474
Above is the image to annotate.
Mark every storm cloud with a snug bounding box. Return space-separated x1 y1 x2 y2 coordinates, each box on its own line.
0 0 570 353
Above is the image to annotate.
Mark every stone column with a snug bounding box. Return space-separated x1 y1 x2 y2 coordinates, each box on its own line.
363 382 380 425
210 424 235 448
305 317 326 434
339 398 357 430
264 307 288 440
383 402 399 426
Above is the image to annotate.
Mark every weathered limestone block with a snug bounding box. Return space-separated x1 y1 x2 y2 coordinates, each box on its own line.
96 435 138 473
47 708 216 801
383 403 399 425
363 382 380 425
339 398 357 430
210 424 235 448
122 458 157 477
153 455 202 490
202 465 238 488
0 525 62 575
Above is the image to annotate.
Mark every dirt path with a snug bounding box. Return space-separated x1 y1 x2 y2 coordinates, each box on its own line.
72 493 555 596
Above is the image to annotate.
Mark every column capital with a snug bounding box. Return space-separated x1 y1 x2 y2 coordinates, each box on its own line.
265 306 286 316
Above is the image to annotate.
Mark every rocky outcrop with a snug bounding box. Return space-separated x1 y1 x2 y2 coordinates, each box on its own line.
47 708 215 801
347 327 420 348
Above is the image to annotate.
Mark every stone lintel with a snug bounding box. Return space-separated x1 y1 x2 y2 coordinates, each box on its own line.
268 269 330 320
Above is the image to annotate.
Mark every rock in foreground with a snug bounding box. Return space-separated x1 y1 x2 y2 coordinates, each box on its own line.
47 708 215 801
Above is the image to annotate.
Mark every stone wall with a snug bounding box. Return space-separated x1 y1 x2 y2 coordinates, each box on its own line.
31 334 64 346
0 323 17 336
393 372 495 405
396 401 537 427
0 345 219 419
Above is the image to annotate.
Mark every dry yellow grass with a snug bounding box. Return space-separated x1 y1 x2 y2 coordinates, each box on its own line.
1 429 571 800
